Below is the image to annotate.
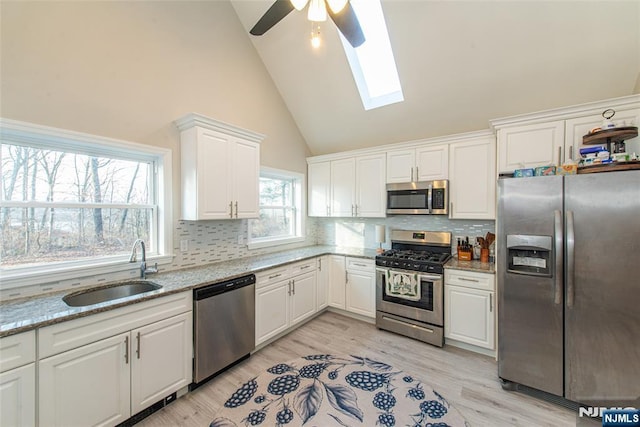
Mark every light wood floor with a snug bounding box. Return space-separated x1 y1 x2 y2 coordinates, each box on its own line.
138 311 577 426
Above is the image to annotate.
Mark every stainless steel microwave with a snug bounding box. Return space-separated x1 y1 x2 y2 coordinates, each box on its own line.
386 180 449 215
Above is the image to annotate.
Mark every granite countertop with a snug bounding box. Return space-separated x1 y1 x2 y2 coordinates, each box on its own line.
0 245 377 338
445 258 496 274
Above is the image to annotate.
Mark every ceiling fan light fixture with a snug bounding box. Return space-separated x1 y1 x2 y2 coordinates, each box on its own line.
308 0 327 22
290 0 309 11
326 0 348 14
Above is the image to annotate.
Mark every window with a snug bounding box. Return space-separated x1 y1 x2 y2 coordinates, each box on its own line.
339 0 404 110
0 119 172 289
248 168 304 249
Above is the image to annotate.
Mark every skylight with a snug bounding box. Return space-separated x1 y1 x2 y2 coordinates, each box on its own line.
339 0 404 110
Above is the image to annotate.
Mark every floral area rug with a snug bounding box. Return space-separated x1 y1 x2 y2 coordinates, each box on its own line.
210 354 469 427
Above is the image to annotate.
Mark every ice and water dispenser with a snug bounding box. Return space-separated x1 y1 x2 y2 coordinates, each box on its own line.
506 235 553 277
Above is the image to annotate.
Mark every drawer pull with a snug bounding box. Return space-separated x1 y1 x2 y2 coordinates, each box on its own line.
352 263 368 268
124 336 129 364
459 277 480 283
136 332 141 359
269 273 282 279
300 265 311 270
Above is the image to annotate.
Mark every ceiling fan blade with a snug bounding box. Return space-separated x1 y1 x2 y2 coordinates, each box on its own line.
328 1 365 48
250 0 295 36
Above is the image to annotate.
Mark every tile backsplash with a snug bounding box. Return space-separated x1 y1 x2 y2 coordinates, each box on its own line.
314 216 495 253
1 214 493 300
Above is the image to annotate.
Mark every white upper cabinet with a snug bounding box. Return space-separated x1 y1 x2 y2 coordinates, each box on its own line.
308 162 331 217
496 121 565 173
386 144 448 183
492 95 640 174
449 134 496 220
176 113 263 220
308 153 386 218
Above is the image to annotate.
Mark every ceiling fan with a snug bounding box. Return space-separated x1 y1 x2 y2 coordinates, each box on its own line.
250 0 365 48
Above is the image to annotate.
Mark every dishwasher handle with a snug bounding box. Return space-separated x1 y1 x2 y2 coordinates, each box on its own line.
194 274 256 300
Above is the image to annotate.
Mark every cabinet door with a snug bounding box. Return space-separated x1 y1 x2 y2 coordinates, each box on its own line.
416 144 449 181
232 139 260 219
330 158 356 217
130 312 192 415
355 154 386 217
255 281 290 345
445 285 495 349
196 129 233 219
386 149 415 183
290 272 317 326
497 121 564 173
0 364 35 427
449 136 496 219
308 162 331 217
346 271 375 318
328 255 346 309
316 256 330 310
39 332 130 427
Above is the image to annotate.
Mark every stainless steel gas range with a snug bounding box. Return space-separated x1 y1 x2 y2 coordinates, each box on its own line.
375 230 452 347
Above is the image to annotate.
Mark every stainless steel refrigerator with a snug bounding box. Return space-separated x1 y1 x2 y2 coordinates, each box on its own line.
497 170 640 407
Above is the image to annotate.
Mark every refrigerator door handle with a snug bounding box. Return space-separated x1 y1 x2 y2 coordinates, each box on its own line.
554 210 563 305
566 210 575 308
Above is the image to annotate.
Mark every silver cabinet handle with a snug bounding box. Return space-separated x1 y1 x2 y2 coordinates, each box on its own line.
269 273 282 279
354 204 358 217
489 293 493 312
568 145 573 161
229 201 233 218
554 210 563 305
124 336 129 364
353 262 368 268
345 270 349 284
235 201 238 218
410 167 414 182
287 280 292 296
318 258 322 271
558 146 562 167
292 279 295 295
415 166 419 180
136 332 141 359
459 277 479 283
566 210 575 308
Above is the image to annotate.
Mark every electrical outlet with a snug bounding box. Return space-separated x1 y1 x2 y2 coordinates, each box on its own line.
180 239 189 252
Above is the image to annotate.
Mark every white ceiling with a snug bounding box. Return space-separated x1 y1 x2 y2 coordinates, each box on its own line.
231 1 640 156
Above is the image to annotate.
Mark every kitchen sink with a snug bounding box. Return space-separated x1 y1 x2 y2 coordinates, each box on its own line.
63 281 162 307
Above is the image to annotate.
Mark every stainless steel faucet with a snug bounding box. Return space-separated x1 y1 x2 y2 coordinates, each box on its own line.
129 239 158 279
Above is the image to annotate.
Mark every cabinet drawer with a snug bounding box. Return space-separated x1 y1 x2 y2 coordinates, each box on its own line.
0 330 36 373
255 266 290 289
39 291 192 359
346 257 374 272
289 259 316 276
445 269 495 291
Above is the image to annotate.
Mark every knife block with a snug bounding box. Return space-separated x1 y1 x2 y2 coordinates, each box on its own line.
457 247 473 261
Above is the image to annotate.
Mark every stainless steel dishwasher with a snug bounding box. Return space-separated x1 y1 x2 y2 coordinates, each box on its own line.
193 274 255 384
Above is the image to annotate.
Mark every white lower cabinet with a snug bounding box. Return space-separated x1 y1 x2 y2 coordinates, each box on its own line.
329 256 375 319
444 269 495 353
38 292 193 427
255 260 317 346
316 255 330 310
345 258 375 318
0 330 36 427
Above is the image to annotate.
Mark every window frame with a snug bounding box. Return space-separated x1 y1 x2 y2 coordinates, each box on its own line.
0 118 173 290
247 167 305 250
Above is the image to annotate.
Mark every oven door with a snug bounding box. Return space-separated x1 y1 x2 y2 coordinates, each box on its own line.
376 268 443 326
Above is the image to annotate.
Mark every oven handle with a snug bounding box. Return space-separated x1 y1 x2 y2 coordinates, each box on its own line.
376 268 442 282
427 182 433 214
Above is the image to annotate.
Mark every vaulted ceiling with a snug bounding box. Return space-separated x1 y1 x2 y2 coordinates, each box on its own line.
231 1 640 156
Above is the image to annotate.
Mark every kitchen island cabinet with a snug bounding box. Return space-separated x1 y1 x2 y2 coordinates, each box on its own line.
38 291 192 427
176 113 263 220
0 331 35 427
444 269 495 356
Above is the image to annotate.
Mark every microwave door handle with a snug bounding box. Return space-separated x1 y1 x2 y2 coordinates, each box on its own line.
427 183 433 213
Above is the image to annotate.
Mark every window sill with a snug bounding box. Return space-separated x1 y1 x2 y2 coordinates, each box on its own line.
247 236 306 250
0 255 174 291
